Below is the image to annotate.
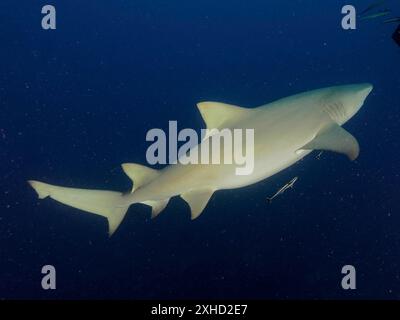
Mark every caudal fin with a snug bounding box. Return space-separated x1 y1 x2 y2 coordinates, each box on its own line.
28 180 128 236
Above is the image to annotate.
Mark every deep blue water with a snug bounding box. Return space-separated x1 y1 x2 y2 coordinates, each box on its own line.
1 0 399 299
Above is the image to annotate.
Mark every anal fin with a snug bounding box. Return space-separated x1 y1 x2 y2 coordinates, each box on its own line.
180 189 215 220
142 199 170 219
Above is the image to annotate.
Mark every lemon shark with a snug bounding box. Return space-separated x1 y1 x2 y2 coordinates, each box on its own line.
29 83 373 236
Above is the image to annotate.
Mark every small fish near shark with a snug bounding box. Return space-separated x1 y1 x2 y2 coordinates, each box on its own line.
359 1 399 24
267 177 298 203
360 0 386 15
359 1 400 49
383 17 400 24
29 83 373 236
359 9 391 21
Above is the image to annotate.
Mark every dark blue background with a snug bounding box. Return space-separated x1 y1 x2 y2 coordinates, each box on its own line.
1 0 399 299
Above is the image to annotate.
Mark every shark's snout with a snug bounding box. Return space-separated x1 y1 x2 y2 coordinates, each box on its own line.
326 83 373 125
358 83 373 100
348 82 373 120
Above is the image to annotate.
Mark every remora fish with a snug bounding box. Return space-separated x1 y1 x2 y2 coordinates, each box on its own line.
384 17 400 24
360 0 386 15
360 10 391 21
29 83 373 235
267 177 298 203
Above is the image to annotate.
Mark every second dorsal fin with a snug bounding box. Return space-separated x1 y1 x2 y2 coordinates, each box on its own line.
196 102 250 129
121 163 160 192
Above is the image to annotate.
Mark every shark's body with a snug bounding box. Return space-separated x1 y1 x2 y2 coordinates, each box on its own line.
29 83 373 235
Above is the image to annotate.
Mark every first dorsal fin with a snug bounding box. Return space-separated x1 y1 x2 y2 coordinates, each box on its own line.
196 102 250 130
121 163 160 192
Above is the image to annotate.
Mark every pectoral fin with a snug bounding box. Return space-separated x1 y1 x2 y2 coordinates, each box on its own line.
180 189 215 220
300 124 360 161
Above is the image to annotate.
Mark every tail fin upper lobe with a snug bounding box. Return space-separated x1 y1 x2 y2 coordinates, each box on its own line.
28 180 128 236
